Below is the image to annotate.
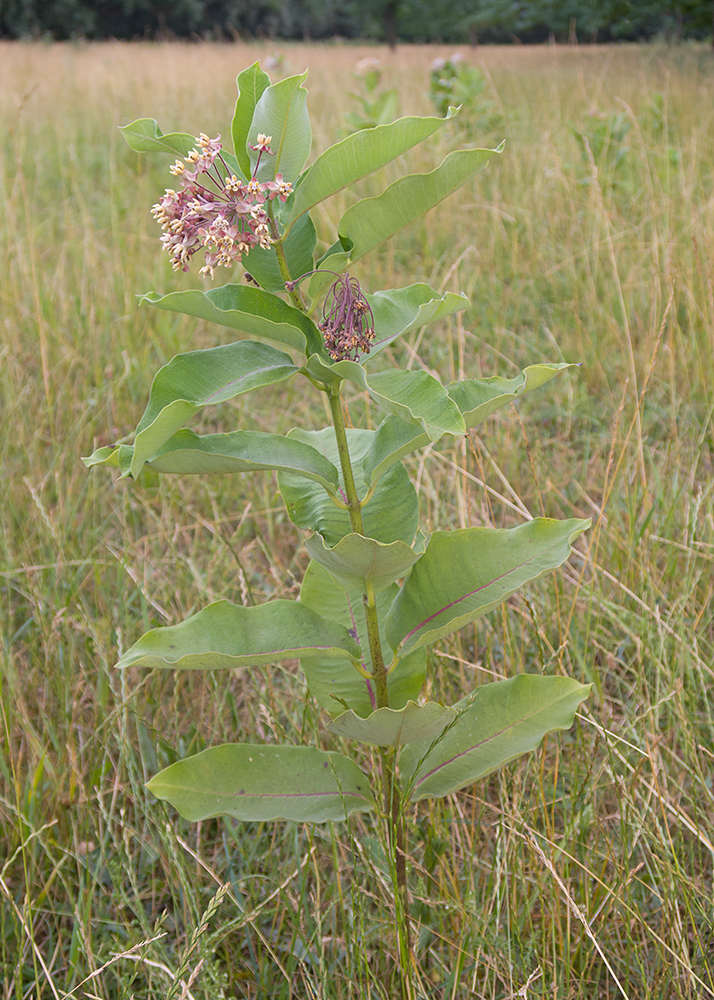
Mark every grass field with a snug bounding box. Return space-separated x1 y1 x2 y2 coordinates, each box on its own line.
1 38 713 999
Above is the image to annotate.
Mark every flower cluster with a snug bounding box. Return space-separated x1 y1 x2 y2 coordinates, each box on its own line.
151 133 293 279
319 274 375 361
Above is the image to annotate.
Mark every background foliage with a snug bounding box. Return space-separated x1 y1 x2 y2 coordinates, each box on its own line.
1 37 714 1000
0 0 712 43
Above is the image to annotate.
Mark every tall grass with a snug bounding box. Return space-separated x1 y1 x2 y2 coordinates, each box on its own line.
1 39 713 999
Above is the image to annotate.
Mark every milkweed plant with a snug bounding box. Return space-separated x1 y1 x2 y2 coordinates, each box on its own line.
85 64 591 997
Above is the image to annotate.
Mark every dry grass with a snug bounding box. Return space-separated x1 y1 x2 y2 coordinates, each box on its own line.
1 39 713 999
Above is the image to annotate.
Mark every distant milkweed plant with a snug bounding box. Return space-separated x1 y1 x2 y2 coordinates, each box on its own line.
428 54 503 136
85 63 591 997
345 57 400 132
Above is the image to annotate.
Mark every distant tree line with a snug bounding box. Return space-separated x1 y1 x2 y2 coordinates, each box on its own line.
1 0 712 44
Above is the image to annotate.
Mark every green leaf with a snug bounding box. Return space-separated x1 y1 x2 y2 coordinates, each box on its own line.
83 443 135 475
301 283 469 365
141 284 323 356
118 117 241 177
127 341 298 478
337 144 502 265
400 675 591 801
285 110 458 234
103 428 339 491
119 118 196 157
362 416 430 484
328 701 456 747
299 561 426 717
117 599 361 671
83 445 121 469
148 744 375 823
303 358 464 438
302 354 363 390
386 518 590 660
243 213 317 293
448 363 578 430
231 61 271 179
364 369 466 437
366 283 470 361
355 363 579 487
277 427 419 546
305 532 424 594
249 71 311 183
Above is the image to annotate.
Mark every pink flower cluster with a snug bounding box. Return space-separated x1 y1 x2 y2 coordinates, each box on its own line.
151 133 293 279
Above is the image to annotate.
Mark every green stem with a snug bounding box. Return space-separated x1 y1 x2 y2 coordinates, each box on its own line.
327 389 365 536
364 581 389 709
281 255 413 996
328 386 414 995
328 390 390 708
268 204 307 312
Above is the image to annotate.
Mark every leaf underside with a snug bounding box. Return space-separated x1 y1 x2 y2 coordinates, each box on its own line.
148 744 375 822
116 599 361 671
400 675 591 801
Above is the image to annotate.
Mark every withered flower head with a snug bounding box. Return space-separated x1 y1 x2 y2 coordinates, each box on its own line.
319 274 375 362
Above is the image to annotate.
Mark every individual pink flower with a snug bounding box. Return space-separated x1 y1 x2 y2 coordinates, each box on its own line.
249 133 275 154
265 173 293 203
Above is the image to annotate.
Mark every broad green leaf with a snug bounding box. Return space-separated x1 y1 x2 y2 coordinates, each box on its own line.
83 444 121 469
141 284 323 356
231 61 271 179
119 118 242 177
97 429 339 491
303 358 465 438
304 532 424 594
83 443 134 475
358 363 579 486
328 701 456 747
400 675 591 801
249 71 311 183
128 341 299 478
278 427 419 546
117 599 361 671
302 354 363 390
303 283 469 365
386 518 591 660
244 213 317 293
119 118 196 157
300 560 426 716
364 369 466 436
448 363 578 430
366 283 470 361
363 416 430 484
148 744 375 822
285 110 458 234
338 144 503 265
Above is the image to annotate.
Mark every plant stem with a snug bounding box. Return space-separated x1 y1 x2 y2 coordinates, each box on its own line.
327 390 393 708
289 274 414 996
327 389 365 536
269 206 307 311
364 583 389 709
392 786 413 1000
327 386 413 996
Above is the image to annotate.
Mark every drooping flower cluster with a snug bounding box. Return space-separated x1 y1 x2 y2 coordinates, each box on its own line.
319 274 375 361
151 133 293 279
